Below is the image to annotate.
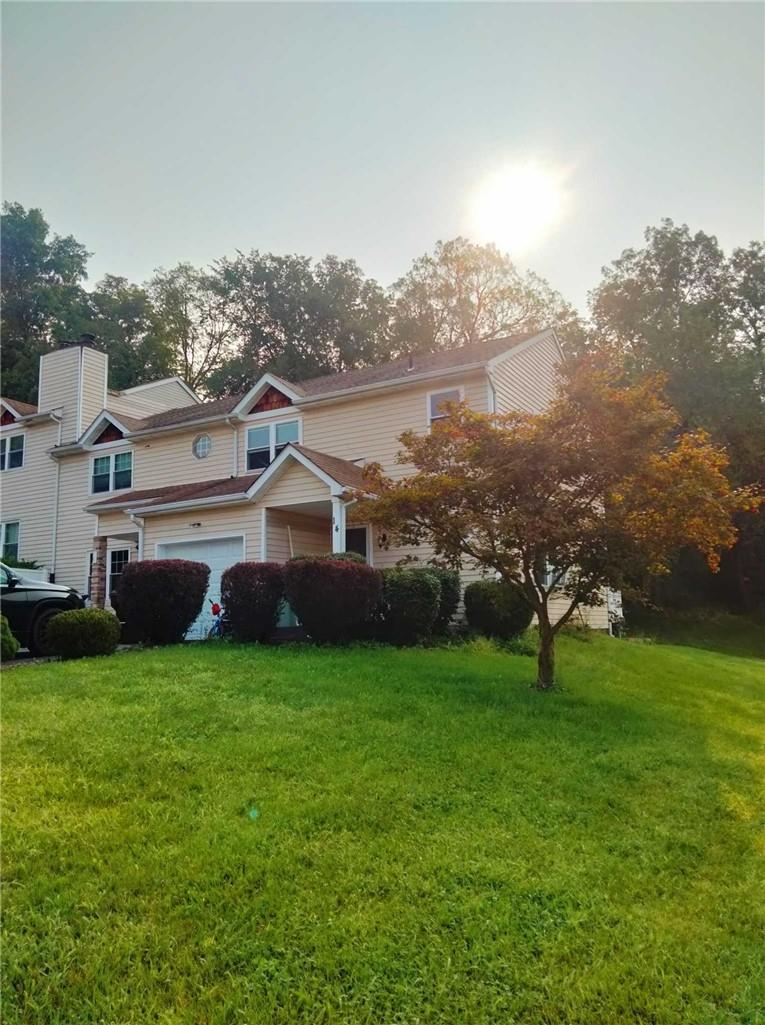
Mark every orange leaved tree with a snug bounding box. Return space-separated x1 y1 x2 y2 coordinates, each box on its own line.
358 359 760 689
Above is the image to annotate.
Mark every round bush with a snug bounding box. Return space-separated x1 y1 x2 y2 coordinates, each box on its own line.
284 557 382 644
113 559 210 645
1 615 20 661
420 567 461 634
380 568 441 645
221 562 284 642
464 579 533 639
45 608 121 660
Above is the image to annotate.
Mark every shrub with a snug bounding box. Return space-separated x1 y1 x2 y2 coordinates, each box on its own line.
221 562 284 642
464 579 533 640
421 567 461 634
1 615 19 661
113 559 210 645
284 557 382 643
379 568 441 645
45 608 121 660
290 551 366 564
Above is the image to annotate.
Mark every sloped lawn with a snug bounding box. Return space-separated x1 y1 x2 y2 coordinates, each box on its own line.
2 636 764 1024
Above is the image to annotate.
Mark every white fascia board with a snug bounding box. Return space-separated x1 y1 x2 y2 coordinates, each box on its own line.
78 410 134 447
244 443 343 500
128 492 251 517
485 328 558 372
231 374 304 416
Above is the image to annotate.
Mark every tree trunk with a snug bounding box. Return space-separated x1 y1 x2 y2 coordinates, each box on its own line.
536 616 556 690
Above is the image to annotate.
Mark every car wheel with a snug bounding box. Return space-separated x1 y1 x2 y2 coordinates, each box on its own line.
29 607 64 656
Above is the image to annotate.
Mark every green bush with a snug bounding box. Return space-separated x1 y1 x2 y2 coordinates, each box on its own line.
2 554 41 570
45 608 121 660
1 615 19 661
420 567 461 634
379 569 441 645
290 551 366 564
464 580 533 640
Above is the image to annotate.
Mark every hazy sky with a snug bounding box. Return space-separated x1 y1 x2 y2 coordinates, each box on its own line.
3 2 763 310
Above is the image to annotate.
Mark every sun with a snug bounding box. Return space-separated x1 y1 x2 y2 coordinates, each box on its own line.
468 161 567 254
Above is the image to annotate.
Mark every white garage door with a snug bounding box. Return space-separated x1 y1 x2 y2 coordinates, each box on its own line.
155 535 244 640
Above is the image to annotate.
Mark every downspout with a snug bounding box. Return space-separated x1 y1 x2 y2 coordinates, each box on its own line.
49 411 64 582
225 417 239 476
128 513 145 560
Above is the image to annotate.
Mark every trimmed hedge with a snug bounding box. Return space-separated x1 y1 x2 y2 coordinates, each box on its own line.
113 559 210 645
464 579 533 639
45 608 121 660
1 615 19 661
290 551 366 564
379 568 441 645
221 562 284 643
284 557 382 644
421 567 461 634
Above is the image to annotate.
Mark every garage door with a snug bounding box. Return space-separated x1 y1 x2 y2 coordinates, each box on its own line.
155 536 244 640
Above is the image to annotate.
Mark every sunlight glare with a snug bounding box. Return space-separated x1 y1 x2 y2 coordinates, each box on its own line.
468 161 567 254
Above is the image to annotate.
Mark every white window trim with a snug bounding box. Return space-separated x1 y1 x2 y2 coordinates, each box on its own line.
241 406 299 424
246 418 302 470
90 449 134 495
426 386 465 427
192 433 213 460
108 548 131 596
0 433 25 472
1 520 21 560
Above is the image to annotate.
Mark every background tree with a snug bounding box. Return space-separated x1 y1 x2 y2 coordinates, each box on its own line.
1 202 91 402
146 263 237 394
390 237 586 356
359 359 759 689
204 252 392 395
588 219 765 613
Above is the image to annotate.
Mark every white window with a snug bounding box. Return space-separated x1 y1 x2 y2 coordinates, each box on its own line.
192 434 212 460
247 420 300 471
428 388 463 425
91 451 133 493
109 549 130 597
0 435 24 470
1 522 20 561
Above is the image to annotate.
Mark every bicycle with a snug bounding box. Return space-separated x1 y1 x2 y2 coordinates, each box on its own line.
207 599 228 639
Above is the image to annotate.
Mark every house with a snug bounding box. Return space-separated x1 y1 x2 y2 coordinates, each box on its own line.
1 328 610 636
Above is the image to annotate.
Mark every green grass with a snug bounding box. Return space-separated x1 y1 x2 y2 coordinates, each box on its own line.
2 636 764 1024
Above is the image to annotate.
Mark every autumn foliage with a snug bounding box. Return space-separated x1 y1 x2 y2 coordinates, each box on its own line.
358 357 760 688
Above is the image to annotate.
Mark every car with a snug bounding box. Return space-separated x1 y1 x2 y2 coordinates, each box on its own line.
0 563 86 655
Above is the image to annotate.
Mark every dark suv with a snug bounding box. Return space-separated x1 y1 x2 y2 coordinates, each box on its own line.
0 563 85 655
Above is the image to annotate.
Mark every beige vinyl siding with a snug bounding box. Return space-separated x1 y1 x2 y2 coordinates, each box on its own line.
80 348 109 435
129 422 236 490
265 509 329 562
261 462 333 508
107 379 198 418
489 334 561 414
0 419 59 571
53 455 100 590
142 505 261 562
302 373 489 479
38 347 82 443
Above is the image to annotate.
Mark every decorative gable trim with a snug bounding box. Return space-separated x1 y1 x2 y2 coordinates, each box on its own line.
1 407 17 426
93 422 126 445
231 374 303 417
78 411 135 448
247 385 293 415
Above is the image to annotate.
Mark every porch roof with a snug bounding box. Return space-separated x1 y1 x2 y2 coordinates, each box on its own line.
85 444 369 515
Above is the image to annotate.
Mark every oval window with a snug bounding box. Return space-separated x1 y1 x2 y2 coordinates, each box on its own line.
192 433 212 460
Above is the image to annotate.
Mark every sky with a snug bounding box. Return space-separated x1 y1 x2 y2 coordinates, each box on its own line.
2 2 763 311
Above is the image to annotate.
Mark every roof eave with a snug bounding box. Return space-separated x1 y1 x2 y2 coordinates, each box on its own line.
294 361 491 407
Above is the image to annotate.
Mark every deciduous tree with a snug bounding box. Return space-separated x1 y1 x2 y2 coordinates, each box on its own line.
359 359 759 689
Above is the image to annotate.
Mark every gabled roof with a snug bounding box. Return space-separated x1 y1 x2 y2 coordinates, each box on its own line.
1 396 38 418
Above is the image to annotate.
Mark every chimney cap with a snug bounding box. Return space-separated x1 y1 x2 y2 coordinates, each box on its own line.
58 333 98 350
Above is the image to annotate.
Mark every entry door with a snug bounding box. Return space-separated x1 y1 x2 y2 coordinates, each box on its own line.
155 536 244 639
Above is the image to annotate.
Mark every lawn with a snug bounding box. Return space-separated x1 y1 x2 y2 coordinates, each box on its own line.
2 636 764 1025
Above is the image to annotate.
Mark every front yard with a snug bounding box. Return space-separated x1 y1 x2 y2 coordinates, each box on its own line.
2 636 764 1024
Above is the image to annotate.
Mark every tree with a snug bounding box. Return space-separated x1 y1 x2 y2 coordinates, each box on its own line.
146 263 237 393
1 202 91 402
589 220 765 612
358 358 759 689
391 237 586 357
204 252 392 395
85 275 174 391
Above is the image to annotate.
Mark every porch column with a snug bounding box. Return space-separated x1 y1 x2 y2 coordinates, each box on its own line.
331 497 346 554
91 535 107 609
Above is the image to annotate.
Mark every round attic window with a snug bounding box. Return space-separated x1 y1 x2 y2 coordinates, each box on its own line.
192 433 212 460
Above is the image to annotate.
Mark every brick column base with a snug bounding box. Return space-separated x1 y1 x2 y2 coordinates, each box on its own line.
91 536 107 608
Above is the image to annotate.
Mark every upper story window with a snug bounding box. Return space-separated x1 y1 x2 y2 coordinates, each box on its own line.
246 419 300 471
1 521 20 561
192 434 212 460
92 451 133 494
428 388 463 425
0 435 24 471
